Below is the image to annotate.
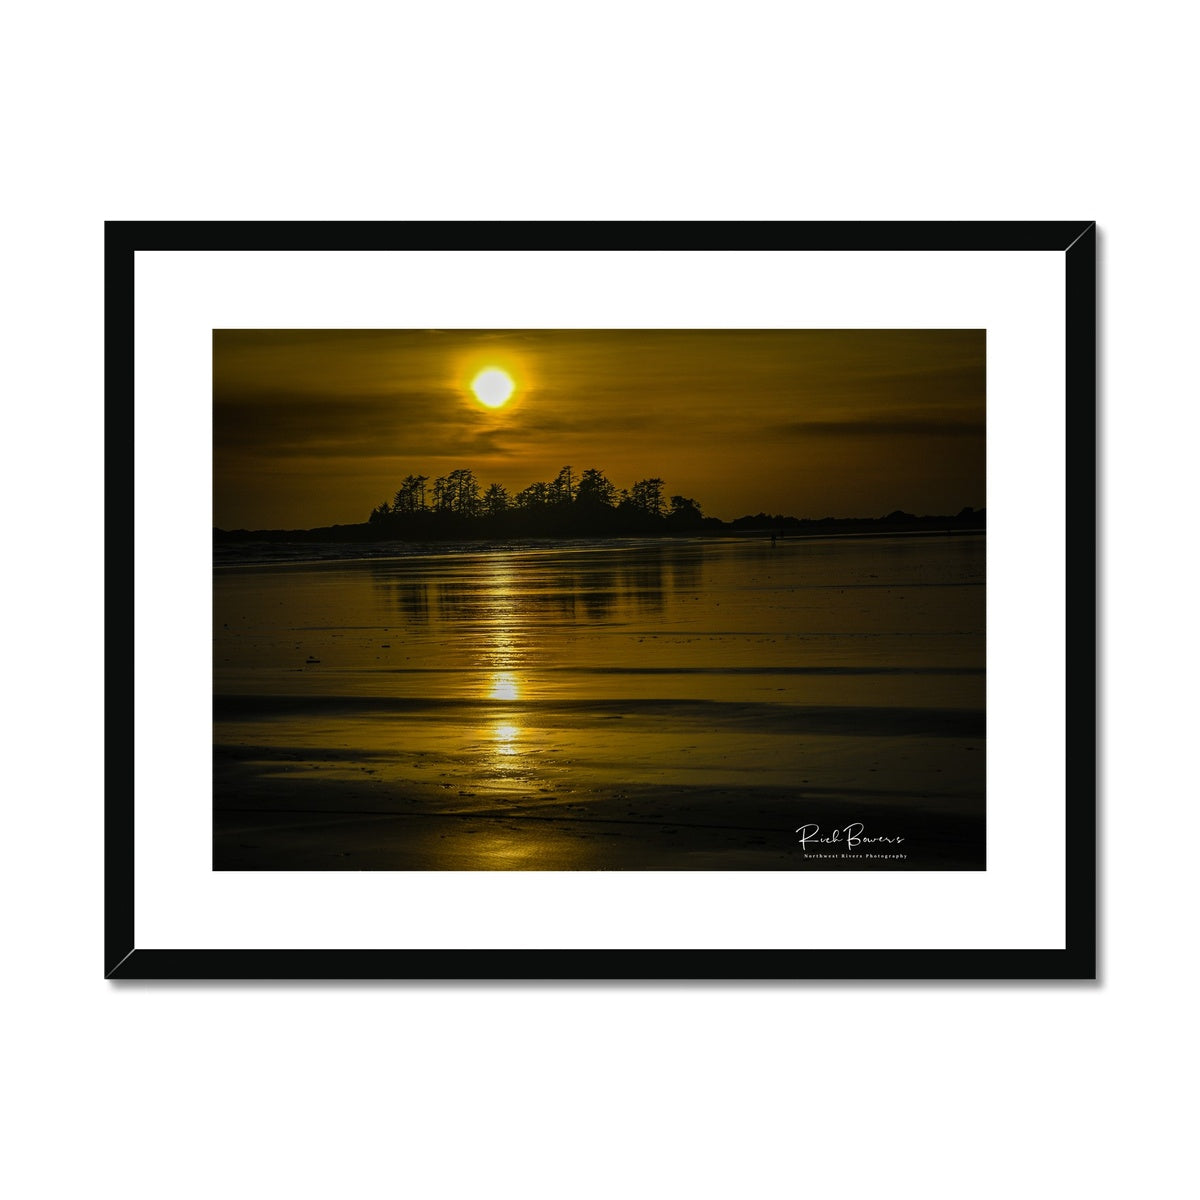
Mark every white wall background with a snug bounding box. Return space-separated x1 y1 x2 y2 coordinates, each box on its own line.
2 3 1191 1198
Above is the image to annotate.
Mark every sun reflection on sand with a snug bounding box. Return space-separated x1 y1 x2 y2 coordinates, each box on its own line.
483 562 528 768
487 672 524 763
493 721 520 755
489 671 520 701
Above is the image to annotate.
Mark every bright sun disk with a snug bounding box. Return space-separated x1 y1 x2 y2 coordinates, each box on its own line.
471 368 515 408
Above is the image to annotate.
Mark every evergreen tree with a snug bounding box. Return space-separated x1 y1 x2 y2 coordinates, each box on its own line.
630 477 665 518
483 482 509 517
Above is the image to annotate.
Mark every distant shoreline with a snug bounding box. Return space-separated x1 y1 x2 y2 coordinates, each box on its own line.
212 526 986 571
214 510 986 548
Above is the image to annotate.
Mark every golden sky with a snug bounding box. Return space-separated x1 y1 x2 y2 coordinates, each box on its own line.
214 329 985 529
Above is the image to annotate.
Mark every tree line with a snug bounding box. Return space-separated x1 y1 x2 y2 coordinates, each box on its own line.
368 465 717 537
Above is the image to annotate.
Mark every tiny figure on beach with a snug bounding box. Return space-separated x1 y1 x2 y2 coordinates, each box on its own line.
770 533 777 547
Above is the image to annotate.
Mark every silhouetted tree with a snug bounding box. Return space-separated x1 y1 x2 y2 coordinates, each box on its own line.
514 480 551 510
667 495 703 528
349 466 984 545
446 468 479 516
630 477 665 518
550 465 575 506
432 475 452 512
483 482 509 517
393 474 428 515
575 467 616 509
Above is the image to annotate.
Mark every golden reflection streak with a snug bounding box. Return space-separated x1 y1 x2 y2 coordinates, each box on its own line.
494 722 520 756
484 562 527 768
489 671 520 701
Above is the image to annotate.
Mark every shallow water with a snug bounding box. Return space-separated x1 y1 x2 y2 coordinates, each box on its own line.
214 534 985 869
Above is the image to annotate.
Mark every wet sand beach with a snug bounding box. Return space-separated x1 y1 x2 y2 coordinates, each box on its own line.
214 534 985 870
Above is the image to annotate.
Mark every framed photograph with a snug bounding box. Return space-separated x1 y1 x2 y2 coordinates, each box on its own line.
106 221 1095 979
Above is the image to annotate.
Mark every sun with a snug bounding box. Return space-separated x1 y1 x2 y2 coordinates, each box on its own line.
471 367 515 409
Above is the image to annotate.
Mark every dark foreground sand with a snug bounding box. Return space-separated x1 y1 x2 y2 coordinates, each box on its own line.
213 712 985 871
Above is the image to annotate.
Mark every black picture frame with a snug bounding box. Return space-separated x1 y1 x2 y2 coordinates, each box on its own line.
106 220 1096 980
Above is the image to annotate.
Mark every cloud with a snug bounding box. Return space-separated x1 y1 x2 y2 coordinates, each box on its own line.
773 416 985 438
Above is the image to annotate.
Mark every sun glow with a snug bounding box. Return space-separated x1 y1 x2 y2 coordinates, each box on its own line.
471 368 515 409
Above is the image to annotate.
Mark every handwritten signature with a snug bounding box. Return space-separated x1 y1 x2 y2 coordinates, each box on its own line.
795 822 905 851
